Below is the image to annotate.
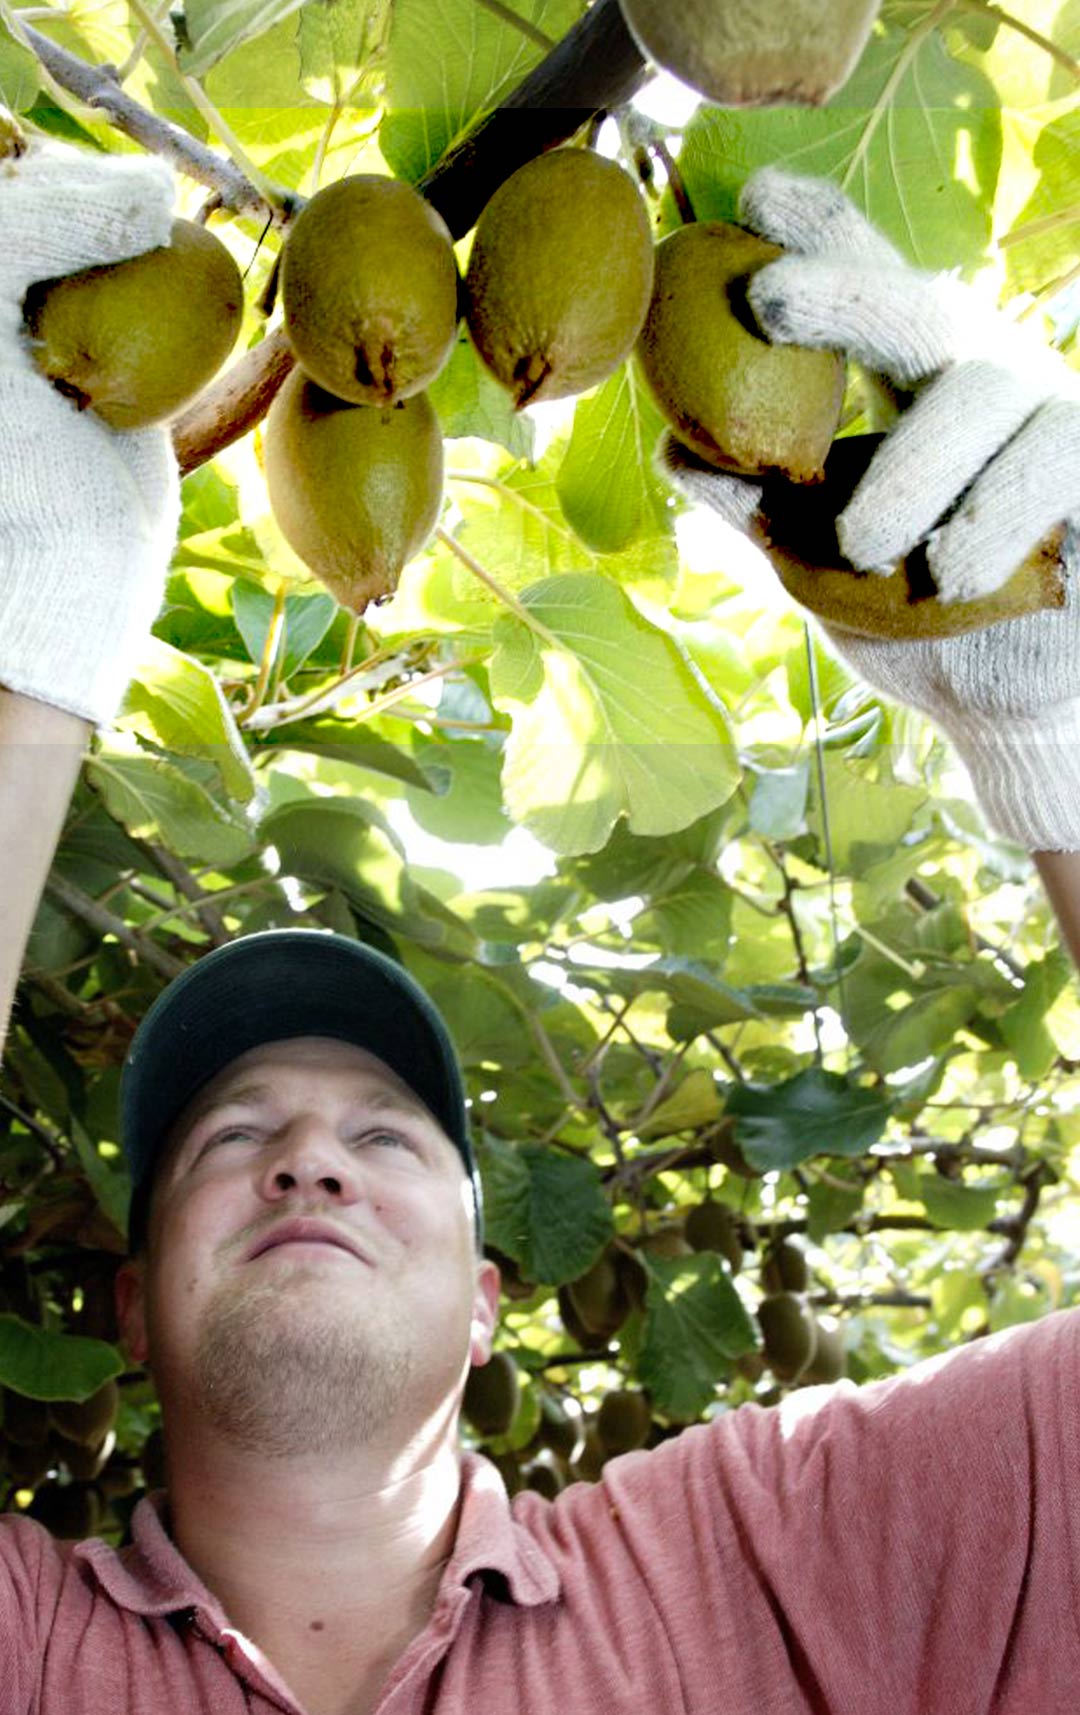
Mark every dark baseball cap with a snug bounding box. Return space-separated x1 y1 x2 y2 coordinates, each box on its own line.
119 929 480 1251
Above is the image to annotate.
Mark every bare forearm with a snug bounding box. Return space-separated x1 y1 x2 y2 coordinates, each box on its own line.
1032 850 1080 974
0 689 90 1056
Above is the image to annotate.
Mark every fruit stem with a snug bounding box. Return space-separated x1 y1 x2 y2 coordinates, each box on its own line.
435 526 562 651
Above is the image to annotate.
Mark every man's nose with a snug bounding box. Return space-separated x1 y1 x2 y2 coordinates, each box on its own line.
257 1118 363 1202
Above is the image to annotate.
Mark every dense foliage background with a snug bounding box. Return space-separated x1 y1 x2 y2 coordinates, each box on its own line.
1 0 1080 1535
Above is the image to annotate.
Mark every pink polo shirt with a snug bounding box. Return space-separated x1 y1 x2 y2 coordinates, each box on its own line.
4 1305 1080 1714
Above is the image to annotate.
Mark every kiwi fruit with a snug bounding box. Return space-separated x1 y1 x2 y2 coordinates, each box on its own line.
802 1320 847 1385
28 1480 101 1540
466 148 655 408
596 1389 652 1455
24 218 243 429
537 1394 585 1463
618 0 881 107
49 1379 119 1450
282 176 459 406
758 1291 818 1382
761 1239 809 1296
683 1200 743 1272
634 219 846 483
640 1225 694 1260
572 1427 609 1483
263 369 444 613
637 221 844 482
521 1451 566 1500
565 1247 635 1342
462 1350 520 1438
756 434 1067 640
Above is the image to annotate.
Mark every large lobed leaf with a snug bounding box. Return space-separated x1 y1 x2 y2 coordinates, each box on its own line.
489 574 740 854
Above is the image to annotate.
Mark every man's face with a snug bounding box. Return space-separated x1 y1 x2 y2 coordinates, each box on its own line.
117 1036 499 1458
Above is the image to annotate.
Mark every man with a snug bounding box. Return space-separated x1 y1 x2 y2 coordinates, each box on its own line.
3 140 1080 1715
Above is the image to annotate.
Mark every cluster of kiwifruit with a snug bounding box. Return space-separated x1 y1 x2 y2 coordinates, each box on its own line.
460 1349 660 1495
756 1238 847 1386
0 1379 139 1538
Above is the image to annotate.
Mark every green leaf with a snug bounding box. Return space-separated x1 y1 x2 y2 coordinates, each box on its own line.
119 636 256 805
489 574 740 854
70 1119 130 1239
380 0 582 183
407 738 512 846
0 20 41 110
807 755 927 872
261 794 476 956
1004 110 1080 297
632 870 734 960
919 1173 1000 1232
1001 948 1072 1080
87 742 256 868
254 716 435 792
727 1069 892 1171
231 585 338 682
476 1135 612 1285
180 0 308 75
431 336 535 458
635 1067 721 1139
806 1170 864 1243
557 365 673 553
637 1253 759 1420
930 1268 986 1340
679 10 1002 273
748 764 810 841
0 1315 122 1403
297 0 389 99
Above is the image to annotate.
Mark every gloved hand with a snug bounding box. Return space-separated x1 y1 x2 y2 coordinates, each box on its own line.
0 141 180 726
664 168 1080 852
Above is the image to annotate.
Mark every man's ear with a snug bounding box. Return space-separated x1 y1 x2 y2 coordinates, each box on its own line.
469 1259 501 1366
115 1258 149 1366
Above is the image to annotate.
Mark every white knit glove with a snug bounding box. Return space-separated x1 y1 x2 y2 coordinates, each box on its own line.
665 168 1080 852
0 142 180 726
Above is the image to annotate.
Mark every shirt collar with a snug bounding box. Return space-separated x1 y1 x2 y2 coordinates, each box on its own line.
74 1453 560 1619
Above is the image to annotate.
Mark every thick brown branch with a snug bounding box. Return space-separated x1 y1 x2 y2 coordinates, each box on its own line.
420 0 648 239
19 22 274 219
173 327 294 476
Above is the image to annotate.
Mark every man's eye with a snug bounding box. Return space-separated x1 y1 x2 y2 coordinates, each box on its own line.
355 1130 409 1151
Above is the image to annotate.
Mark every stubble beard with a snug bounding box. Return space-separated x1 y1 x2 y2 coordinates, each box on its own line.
192 1269 415 1458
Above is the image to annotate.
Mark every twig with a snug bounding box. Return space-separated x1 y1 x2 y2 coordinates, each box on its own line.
473 0 556 52
652 138 695 225
44 872 186 980
0 1091 67 1166
903 876 1024 981
16 21 275 218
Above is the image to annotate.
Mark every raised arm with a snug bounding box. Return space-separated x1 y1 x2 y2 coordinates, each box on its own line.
664 170 1080 970
0 143 180 1061
0 693 89 1056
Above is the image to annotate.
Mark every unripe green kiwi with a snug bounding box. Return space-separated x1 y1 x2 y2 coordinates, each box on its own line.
762 1239 808 1295
758 1291 817 1382
684 1200 743 1272
462 1350 520 1438
50 1379 119 1450
596 1389 652 1455
802 1320 847 1386
566 1248 634 1341
522 1450 566 1499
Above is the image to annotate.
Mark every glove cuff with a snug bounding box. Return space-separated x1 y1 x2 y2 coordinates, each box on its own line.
939 702 1080 851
